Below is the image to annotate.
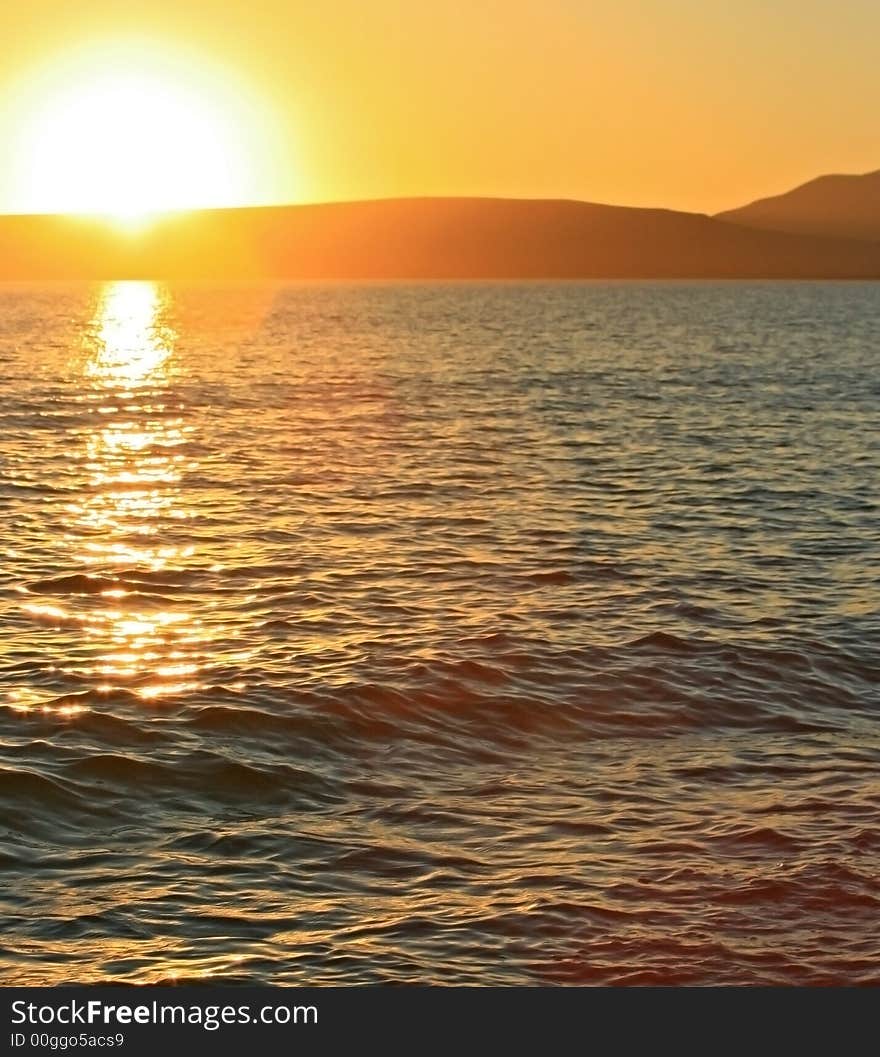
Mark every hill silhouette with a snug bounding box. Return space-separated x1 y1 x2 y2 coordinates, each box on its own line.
717 169 880 242
3 196 880 279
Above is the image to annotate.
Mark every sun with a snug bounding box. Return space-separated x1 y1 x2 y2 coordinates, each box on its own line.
7 39 288 227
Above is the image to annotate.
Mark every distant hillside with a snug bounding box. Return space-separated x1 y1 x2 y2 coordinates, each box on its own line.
717 170 880 242
3 196 880 278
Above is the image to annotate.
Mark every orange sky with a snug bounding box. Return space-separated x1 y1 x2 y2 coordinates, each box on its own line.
1 0 879 216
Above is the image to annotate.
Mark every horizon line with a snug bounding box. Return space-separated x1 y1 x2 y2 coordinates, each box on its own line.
3 163 878 223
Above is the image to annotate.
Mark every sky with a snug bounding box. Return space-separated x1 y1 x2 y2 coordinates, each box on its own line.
1 0 878 216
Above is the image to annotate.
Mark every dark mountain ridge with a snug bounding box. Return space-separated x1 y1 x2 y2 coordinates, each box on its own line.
716 169 880 242
3 193 880 278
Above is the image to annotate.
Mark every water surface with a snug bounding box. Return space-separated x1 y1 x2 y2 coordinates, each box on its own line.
1 281 878 984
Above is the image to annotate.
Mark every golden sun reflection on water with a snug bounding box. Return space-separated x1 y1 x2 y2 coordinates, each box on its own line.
85 280 175 388
27 281 207 705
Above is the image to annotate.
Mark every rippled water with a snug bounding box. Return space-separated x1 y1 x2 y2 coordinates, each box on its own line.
1 280 878 985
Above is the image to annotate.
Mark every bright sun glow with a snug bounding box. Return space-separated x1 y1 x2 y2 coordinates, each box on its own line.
8 39 287 227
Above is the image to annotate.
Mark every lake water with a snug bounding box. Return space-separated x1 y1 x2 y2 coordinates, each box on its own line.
1 280 878 985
